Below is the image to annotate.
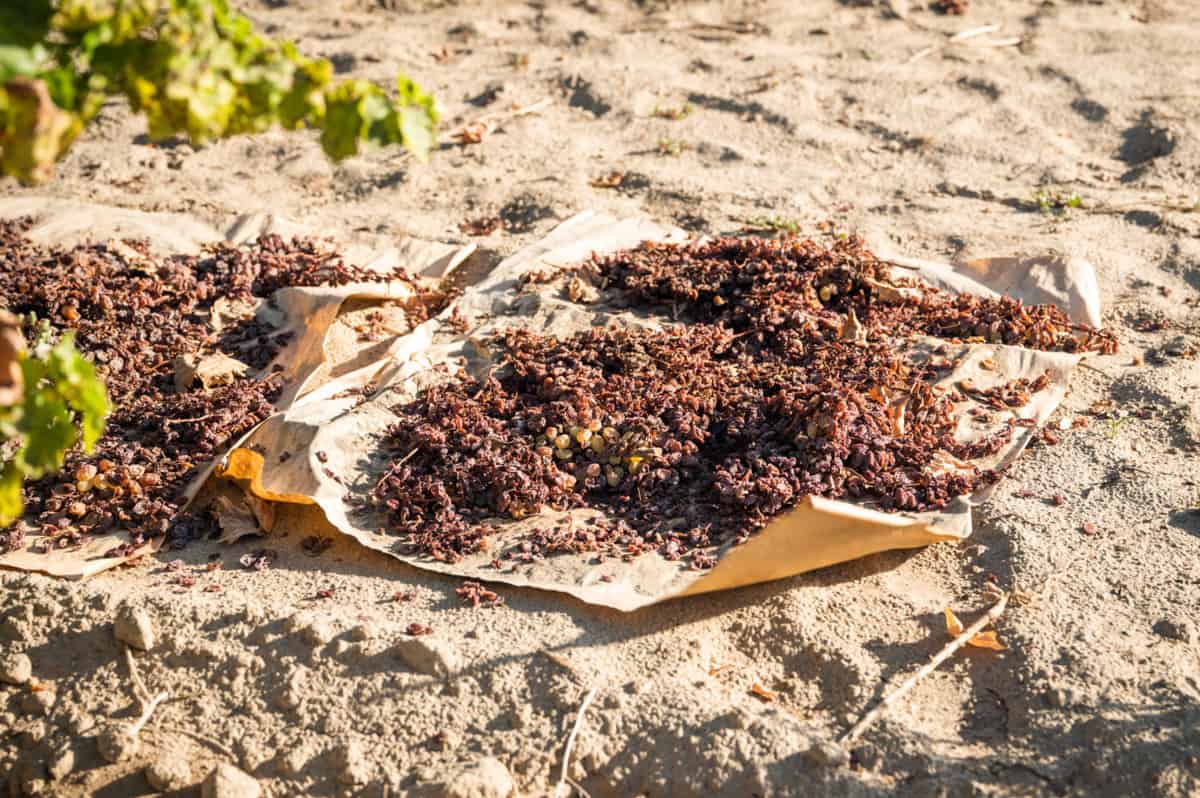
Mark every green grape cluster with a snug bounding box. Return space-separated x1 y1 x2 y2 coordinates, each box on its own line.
0 313 109 526
532 420 662 490
0 0 437 183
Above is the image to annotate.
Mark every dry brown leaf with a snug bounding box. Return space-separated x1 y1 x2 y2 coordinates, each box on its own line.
887 397 908 436
213 495 265 545
707 664 734 677
453 121 491 144
864 276 922 304
945 607 1007 650
944 607 965 636
589 171 625 188
966 630 1006 650
838 308 866 343
174 352 251 392
749 683 777 702
566 275 599 304
459 216 503 237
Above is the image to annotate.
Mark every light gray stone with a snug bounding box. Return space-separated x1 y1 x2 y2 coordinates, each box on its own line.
201 763 261 798
439 757 515 798
0 653 32 685
114 605 155 650
393 636 458 677
146 746 194 791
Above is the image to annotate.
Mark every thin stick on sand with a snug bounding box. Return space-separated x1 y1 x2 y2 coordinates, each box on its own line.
906 24 1018 64
555 687 599 797
841 591 1009 744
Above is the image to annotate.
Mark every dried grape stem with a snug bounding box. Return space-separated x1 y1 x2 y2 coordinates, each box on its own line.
841 591 1009 744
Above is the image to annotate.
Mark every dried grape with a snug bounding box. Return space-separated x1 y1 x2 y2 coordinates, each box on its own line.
368 236 1116 567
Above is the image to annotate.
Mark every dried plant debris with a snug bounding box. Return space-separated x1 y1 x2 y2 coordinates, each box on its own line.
0 218 426 556
366 237 1115 568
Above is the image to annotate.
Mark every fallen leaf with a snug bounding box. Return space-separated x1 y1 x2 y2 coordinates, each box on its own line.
459 216 503 236
213 495 264 545
589 171 625 188
945 607 1007 650
944 607 965 636
453 121 491 144
863 276 922 304
566 275 599 304
966 630 1006 650
750 683 777 702
838 308 866 343
707 664 735 677
104 239 159 275
174 351 251 392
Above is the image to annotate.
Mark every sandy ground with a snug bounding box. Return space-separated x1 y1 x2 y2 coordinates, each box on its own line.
3 0 1200 796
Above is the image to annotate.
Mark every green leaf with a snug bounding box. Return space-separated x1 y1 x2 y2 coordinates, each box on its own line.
399 107 435 161
0 461 22 527
0 45 44 81
0 0 437 183
17 389 76 476
44 335 108 450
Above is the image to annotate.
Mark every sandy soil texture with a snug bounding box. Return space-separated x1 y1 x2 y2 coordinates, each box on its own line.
3 1 1200 796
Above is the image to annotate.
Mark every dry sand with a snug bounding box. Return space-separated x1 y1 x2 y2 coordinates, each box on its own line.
3 0 1200 796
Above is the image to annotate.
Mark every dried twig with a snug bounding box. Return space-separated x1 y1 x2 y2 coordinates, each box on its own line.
130 689 169 736
555 687 598 797
841 591 1009 743
565 776 594 798
450 98 551 143
100 646 172 762
155 725 239 761
124 646 151 704
906 24 1020 64
124 646 168 728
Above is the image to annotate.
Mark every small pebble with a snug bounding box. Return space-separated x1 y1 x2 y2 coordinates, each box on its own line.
302 619 337 647
393 635 459 678
276 747 309 778
68 712 96 736
98 724 140 763
146 746 194 791
201 762 262 798
439 756 514 798
334 740 373 785
804 740 849 768
21 688 55 717
347 622 374 642
0 652 32 685
48 745 75 780
114 604 156 650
